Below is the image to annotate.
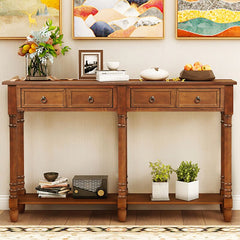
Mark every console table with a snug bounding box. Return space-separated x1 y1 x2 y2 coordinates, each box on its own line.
3 79 236 222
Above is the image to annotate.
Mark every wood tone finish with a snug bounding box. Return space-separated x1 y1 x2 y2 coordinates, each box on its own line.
67 88 113 108
117 86 128 222
130 89 176 108
19 193 117 205
177 89 220 108
222 86 233 222
21 89 66 108
2 79 236 222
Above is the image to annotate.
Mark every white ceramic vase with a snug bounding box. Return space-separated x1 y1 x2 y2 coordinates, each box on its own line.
151 181 169 201
175 180 199 201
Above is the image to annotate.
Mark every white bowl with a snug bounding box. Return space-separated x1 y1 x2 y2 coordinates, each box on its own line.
107 61 120 70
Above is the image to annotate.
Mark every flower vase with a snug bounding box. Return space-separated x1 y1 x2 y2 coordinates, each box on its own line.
25 54 50 80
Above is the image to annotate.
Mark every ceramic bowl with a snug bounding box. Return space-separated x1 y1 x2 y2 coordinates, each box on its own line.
106 61 120 70
44 172 59 182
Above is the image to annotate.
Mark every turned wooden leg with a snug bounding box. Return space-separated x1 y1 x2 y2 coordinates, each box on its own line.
222 111 233 222
223 208 232 222
9 114 19 221
117 87 128 222
220 112 225 213
17 111 25 213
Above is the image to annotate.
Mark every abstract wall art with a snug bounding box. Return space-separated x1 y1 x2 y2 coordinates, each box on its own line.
177 0 240 39
0 0 61 39
73 0 164 39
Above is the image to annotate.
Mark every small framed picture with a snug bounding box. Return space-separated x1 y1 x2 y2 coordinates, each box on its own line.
79 50 103 80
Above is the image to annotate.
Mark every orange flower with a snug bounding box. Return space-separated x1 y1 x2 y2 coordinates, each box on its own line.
46 38 53 45
18 48 26 56
53 44 61 55
22 44 30 52
31 43 38 49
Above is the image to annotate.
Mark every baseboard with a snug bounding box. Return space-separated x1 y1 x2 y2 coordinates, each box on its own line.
0 195 9 210
233 195 240 210
0 195 240 210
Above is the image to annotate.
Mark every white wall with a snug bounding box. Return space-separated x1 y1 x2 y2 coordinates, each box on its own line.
0 0 240 210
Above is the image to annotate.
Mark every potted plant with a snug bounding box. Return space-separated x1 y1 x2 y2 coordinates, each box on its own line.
149 160 173 201
175 161 200 201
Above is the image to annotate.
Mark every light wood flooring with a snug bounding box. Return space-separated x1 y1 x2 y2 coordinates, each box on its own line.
0 210 240 225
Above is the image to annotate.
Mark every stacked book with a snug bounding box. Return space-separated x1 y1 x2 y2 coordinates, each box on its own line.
96 70 129 81
36 177 71 198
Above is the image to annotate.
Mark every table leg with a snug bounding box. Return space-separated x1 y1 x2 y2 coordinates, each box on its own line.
222 113 232 222
17 111 25 213
118 114 127 222
9 114 19 222
220 112 224 213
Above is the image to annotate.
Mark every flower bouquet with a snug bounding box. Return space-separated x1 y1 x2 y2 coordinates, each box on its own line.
18 20 70 80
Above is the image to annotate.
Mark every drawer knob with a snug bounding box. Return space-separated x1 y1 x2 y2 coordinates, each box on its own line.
88 96 94 104
40 96 47 104
195 96 201 104
149 96 155 103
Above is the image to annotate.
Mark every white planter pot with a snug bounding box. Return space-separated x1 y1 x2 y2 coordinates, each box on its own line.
151 181 169 201
175 180 199 201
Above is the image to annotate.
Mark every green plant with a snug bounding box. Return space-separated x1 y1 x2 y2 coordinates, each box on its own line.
175 161 200 183
149 160 173 182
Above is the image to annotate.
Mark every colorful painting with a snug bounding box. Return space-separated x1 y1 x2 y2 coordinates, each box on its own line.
73 0 164 39
177 0 240 38
0 0 61 39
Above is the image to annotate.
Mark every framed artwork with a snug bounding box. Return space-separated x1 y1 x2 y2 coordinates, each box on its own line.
0 0 62 40
176 0 240 39
79 50 103 79
73 0 164 39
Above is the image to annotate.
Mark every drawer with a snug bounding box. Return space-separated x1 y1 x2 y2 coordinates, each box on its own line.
131 89 176 108
68 89 113 108
177 89 220 108
21 89 65 108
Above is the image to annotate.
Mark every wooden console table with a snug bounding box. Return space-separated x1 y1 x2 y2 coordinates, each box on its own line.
3 79 236 222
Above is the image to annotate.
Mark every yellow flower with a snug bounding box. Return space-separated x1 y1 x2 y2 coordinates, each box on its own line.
29 48 36 54
22 44 30 52
31 43 38 50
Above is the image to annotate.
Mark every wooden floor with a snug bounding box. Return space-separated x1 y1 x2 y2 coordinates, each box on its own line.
0 210 240 225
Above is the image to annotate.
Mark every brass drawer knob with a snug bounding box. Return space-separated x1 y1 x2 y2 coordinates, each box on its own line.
195 96 201 104
88 96 94 104
149 96 155 103
40 96 47 104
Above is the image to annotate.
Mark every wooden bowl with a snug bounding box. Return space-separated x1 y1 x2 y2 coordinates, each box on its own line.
44 172 59 182
180 70 215 81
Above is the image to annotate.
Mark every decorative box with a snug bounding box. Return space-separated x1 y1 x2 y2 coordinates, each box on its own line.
72 175 108 199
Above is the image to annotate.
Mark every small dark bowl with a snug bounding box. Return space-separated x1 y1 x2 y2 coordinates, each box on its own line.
44 172 59 182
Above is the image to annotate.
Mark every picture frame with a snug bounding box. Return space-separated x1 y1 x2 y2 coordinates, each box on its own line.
0 0 62 40
79 50 103 80
176 0 240 39
72 0 164 39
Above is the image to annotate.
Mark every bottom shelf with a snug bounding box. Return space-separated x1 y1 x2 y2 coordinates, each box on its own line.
19 193 222 205
128 193 222 205
19 193 117 205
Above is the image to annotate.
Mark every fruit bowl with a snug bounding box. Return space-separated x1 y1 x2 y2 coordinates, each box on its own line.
180 70 215 81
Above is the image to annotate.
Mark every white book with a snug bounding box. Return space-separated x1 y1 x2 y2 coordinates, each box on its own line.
38 194 66 198
96 70 126 76
97 75 129 82
39 177 68 186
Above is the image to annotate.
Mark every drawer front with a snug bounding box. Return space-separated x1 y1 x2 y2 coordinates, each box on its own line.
68 89 113 108
21 89 65 108
131 89 176 108
177 89 220 108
